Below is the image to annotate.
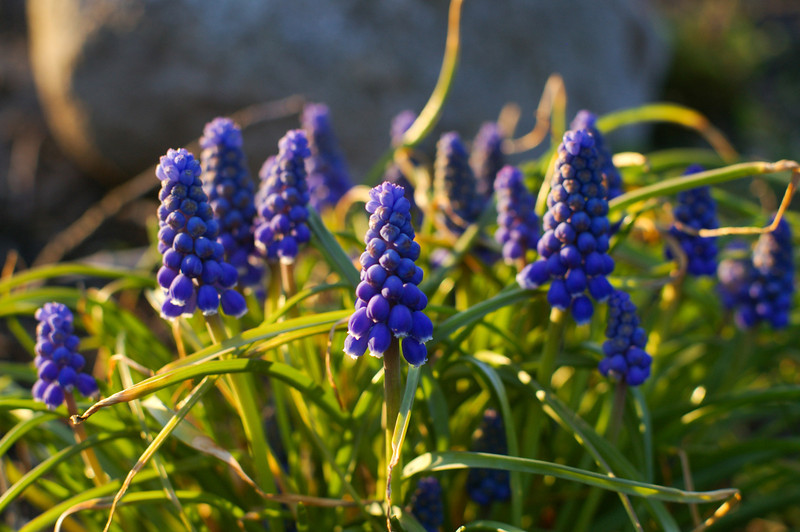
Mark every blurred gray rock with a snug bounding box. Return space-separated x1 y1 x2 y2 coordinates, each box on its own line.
27 0 668 184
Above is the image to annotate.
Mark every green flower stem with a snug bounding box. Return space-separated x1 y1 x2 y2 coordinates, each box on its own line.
539 307 566 390
607 382 628 445
383 339 404 510
65 393 108 487
204 313 283 532
265 262 282 320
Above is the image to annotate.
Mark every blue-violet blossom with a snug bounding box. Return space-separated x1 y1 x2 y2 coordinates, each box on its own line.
664 164 719 276
302 103 352 210
32 303 98 409
517 129 615 323
494 165 539 264
570 110 624 201
344 182 431 366
408 477 444 532
466 409 511 505
599 290 652 386
156 148 248 319
470 121 505 199
200 117 263 287
253 130 312 264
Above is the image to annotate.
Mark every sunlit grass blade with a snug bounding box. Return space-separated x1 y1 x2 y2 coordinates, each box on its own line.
386 365 421 519
403 451 739 503
75 359 348 426
595 103 737 162
0 413 59 457
609 160 798 213
455 521 530 532
0 263 153 293
53 490 248 532
267 282 350 323
400 0 464 147
158 309 350 372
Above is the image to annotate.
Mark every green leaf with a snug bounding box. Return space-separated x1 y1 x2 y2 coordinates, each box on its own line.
403 451 739 504
307 208 360 290
432 287 532 344
455 521 530 532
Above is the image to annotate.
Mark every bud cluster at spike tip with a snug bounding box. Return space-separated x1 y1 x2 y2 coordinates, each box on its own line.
253 130 312 264
470 121 505 199
719 217 794 329
599 290 652 386
466 409 511 505
664 164 719 276
570 110 624 201
32 303 98 409
517 129 615 324
717 241 752 310
390 109 417 147
156 148 248 319
434 132 483 234
494 165 539 264
200 117 263 287
344 182 432 366
408 477 444 532
301 103 352 210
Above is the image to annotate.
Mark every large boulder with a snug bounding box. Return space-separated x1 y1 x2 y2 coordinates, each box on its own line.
27 0 668 183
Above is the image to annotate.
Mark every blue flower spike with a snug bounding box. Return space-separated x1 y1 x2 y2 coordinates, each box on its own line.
344 182 431 366
720 217 794 329
599 290 652 386
408 477 444 532
470 121 505 199
665 164 719 276
32 303 98 410
302 103 352 211
253 130 312 264
494 165 539 265
156 148 248 319
434 131 483 234
467 409 511 505
391 110 417 148
200 117 263 287
517 128 615 324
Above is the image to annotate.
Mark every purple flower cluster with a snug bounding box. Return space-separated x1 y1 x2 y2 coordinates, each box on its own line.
253 130 312 264
517 129 615 323
466 409 511 505
408 477 444 532
32 303 97 409
599 290 652 386
665 165 719 276
344 182 431 366
494 165 539 264
390 110 417 147
470 121 505 199
156 148 248 319
570 110 624 201
302 103 352 210
719 217 794 329
434 132 483 234
200 117 262 287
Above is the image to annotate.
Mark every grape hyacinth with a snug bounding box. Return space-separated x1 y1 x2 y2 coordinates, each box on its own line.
344 182 431 366
253 130 312 264
32 303 98 409
470 121 505 199
391 109 417 147
156 148 248 319
720 217 794 329
408 477 444 532
434 132 483 234
466 409 511 505
664 164 719 276
200 117 263 287
570 110 624 201
517 129 615 323
494 165 539 264
599 290 652 386
717 241 753 312
302 103 352 210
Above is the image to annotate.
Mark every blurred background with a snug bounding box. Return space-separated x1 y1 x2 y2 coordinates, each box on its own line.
1 0 799 266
